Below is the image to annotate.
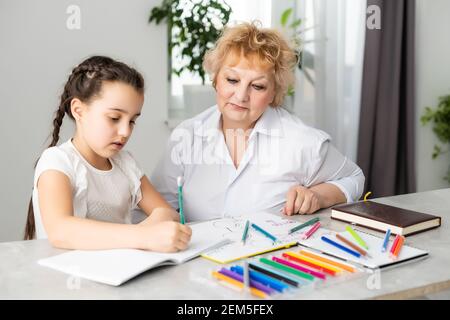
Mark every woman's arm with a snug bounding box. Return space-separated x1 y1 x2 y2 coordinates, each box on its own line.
283 183 346 215
38 170 191 252
284 141 365 215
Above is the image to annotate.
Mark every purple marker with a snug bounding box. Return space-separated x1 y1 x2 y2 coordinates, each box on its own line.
218 268 275 295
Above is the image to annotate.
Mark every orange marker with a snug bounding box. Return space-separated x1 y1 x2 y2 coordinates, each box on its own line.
390 235 405 259
299 250 356 273
212 271 268 299
282 252 337 276
389 235 401 255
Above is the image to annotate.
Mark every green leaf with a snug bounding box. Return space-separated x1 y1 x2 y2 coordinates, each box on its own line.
280 8 292 27
289 18 302 29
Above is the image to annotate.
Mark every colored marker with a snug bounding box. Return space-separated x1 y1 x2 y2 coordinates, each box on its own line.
289 217 320 234
230 266 288 292
218 268 274 295
243 261 250 289
299 250 356 273
286 251 344 273
300 221 321 240
248 262 305 287
271 257 326 280
389 234 400 254
381 229 391 252
177 176 185 224
390 235 405 259
251 223 278 243
282 252 337 276
241 220 250 245
336 234 371 258
212 271 268 298
345 226 369 250
321 236 361 258
259 257 315 281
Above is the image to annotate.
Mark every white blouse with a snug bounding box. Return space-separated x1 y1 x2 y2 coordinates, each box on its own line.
32 140 143 239
151 105 365 222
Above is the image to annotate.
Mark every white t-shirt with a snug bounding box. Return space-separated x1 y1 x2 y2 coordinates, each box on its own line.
151 105 365 222
32 139 144 239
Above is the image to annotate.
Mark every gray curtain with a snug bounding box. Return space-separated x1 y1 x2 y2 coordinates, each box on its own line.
357 0 416 197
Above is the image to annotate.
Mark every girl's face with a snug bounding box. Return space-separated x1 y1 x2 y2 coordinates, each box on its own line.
75 81 144 159
215 53 276 130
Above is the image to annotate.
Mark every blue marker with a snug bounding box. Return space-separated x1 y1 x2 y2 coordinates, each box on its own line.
251 223 278 243
321 236 361 258
230 266 289 292
381 229 391 252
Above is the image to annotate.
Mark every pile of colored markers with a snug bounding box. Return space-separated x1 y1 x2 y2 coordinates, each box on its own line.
382 229 405 259
319 226 405 260
211 249 359 299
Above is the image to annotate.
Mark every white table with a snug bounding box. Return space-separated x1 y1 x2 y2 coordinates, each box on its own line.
1 189 449 299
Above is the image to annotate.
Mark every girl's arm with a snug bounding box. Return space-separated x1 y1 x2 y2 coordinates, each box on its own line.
38 170 191 252
137 175 180 224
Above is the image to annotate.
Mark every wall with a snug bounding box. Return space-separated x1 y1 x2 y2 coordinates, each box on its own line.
0 0 170 241
415 0 450 192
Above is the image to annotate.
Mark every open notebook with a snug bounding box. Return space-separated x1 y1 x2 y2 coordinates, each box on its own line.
38 222 230 286
200 212 301 264
297 228 429 269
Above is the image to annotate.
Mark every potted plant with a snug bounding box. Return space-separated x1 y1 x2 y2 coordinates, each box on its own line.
421 94 450 183
149 0 231 115
279 7 315 111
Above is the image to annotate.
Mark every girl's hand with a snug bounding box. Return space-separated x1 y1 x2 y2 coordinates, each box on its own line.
139 221 192 253
282 185 322 216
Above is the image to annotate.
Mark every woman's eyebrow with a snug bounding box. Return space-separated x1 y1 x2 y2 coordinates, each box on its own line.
224 67 269 81
108 108 141 117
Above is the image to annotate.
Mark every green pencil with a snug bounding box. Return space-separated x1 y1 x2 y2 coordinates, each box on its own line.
288 217 320 234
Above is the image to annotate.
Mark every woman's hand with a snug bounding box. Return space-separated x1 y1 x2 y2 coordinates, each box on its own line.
138 220 192 253
282 185 322 216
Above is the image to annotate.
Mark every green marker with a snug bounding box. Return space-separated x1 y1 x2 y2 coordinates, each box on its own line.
345 226 368 249
288 217 320 234
177 176 185 224
241 220 250 245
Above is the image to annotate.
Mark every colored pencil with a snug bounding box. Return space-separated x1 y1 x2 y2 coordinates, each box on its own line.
289 217 320 234
336 234 371 257
321 236 362 258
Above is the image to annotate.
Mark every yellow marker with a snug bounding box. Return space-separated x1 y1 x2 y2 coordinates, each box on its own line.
364 191 372 202
211 271 268 299
286 251 343 273
345 226 369 250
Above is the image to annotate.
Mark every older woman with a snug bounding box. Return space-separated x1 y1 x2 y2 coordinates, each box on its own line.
151 22 365 222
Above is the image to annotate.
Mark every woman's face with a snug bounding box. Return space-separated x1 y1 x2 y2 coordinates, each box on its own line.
215 54 276 130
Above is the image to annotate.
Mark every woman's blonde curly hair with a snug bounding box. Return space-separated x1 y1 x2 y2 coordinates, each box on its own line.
203 21 298 107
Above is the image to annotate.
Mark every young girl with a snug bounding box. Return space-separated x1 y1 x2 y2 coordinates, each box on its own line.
24 56 191 253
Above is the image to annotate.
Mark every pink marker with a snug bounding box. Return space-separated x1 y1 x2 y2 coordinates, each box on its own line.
300 221 321 240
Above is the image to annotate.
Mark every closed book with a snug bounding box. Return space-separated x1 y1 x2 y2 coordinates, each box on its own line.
331 201 441 236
